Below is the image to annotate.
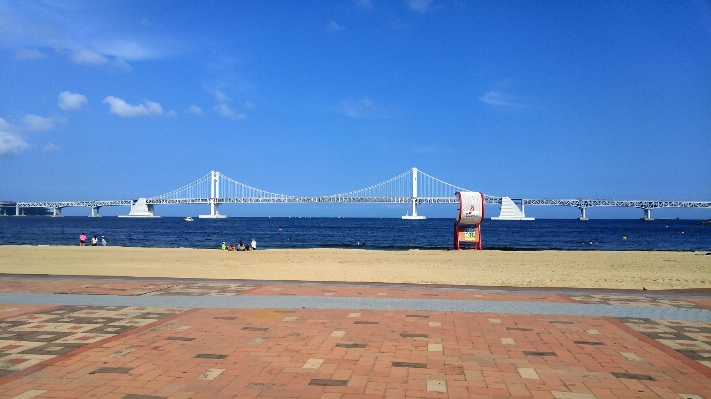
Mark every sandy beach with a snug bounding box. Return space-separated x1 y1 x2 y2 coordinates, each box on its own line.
1 245 709 290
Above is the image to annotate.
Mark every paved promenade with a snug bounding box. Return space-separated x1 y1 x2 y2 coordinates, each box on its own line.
1 276 710 398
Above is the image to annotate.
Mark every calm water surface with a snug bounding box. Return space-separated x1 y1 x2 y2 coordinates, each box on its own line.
0 217 709 251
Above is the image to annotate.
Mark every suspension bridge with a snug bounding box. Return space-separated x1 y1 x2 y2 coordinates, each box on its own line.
8 168 711 220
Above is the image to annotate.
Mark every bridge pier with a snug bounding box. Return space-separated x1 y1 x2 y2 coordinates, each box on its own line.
642 208 654 221
89 206 102 217
578 207 589 221
119 198 160 218
51 207 64 217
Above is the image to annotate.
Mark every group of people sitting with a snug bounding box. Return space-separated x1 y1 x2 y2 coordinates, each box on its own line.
222 239 256 251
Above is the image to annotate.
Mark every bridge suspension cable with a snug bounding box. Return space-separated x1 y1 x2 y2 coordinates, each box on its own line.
416 169 472 198
326 169 414 199
150 173 212 200
217 173 288 201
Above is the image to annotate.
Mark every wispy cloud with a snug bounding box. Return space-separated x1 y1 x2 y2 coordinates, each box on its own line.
15 48 45 60
94 40 158 61
22 114 57 132
478 91 527 107
113 58 133 71
70 49 109 64
354 0 373 9
103 96 164 117
43 143 60 152
214 104 246 120
213 90 231 102
58 91 88 111
0 118 29 157
0 3 169 69
69 50 132 71
243 101 255 109
328 21 345 32
407 0 434 13
336 97 399 119
186 105 204 115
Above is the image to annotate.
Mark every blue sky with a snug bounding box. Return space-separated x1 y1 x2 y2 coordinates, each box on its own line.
1 1 710 219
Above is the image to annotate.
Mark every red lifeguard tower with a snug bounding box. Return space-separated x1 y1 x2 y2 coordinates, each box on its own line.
454 191 485 250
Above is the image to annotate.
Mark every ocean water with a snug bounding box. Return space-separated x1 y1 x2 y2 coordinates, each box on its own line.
0 217 709 251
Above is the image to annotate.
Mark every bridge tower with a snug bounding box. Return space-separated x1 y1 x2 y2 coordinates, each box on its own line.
402 167 426 220
199 171 228 219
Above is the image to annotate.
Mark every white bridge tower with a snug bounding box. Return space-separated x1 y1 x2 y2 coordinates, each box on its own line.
199 171 229 219
402 167 426 220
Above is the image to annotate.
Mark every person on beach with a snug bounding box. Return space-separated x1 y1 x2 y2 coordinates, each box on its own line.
237 241 245 251
221 242 226 251
101 236 106 246
79 232 87 246
91 235 98 246
251 238 257 250
228 244 235 251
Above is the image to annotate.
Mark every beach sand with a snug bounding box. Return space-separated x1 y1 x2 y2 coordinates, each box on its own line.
1 245 709 290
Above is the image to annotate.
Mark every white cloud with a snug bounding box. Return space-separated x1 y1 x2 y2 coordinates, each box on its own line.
22 114 56 132
95 40 157 61
103 96 164 117
68 50 132 71
144 100 163 115
355 0 373 9
213 90 231 102
186 105 204 115
15 48 45 60
58 91 88 111
71 49 109 64
328 21 345 31
0 118 29 156
0 3 169 63
0 130 29 157
407 0 434 13
213 104 246 120
167 110 178 117
0 118 13 132
336 97 398 119
113 57 132 71
478 91 525 107
243 101 255 109
43 143 60 152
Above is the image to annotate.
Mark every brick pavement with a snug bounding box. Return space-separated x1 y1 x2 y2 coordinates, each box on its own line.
0 277 710 398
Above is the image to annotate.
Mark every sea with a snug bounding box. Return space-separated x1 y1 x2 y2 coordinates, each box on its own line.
0 217 709 251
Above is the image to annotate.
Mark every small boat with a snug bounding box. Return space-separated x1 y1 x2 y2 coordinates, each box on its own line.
184 216 194 222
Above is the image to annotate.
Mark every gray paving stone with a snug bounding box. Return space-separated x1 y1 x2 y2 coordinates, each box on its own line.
1 293 710 321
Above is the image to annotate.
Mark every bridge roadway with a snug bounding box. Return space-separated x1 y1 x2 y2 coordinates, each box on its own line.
12 196 711 216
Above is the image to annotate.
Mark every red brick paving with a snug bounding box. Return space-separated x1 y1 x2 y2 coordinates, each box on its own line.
0 279 710 398
1 308 711 398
